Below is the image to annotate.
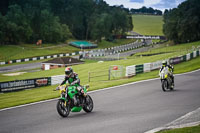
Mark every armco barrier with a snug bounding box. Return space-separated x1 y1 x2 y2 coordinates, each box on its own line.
144 63 151 72
0 41 141 65
125 65 136 77
197 51 199 56
186 53 190 61
125 50 200 77
193 51 197 58
182 55 187 62
135 64 144 74
150 61 163 70
0 52 78 66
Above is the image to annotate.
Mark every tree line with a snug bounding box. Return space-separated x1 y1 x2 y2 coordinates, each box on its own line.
163 0 200 44
0 0 133 44
130 6 162 15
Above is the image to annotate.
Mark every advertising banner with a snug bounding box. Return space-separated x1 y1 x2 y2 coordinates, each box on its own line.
0 77 51 93
169 56 183 64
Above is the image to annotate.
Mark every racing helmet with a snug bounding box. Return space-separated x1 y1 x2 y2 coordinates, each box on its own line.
65 67 73 77
162 60 167 66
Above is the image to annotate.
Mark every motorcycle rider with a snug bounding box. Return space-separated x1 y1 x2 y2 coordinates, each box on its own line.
159 60 174 86
59 67 86 105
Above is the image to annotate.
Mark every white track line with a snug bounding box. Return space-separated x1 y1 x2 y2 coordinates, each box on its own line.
0 69 200 112
144 107 200 133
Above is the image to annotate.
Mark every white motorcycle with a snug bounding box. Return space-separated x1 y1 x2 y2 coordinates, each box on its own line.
159 67 174 91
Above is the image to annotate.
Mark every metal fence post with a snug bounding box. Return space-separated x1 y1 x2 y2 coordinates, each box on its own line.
108 68 111 80
88 72 90 82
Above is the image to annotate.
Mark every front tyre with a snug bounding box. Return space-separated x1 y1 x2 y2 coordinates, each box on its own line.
162 80 168 92
83 95 93 113
57 99 70 117
170 82 174 90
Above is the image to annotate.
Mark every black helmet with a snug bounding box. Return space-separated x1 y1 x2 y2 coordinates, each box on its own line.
65 67 73 77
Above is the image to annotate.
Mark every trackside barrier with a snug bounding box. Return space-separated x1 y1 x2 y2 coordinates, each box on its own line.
150 61 163 70
193 51 197 58
186 53 190 61
125 65 136 77
144 63 151 72
51 75 65 85
0 41 140 65
125 49 200 77
197 51 199 56
135 65 144 74
0 77 51 93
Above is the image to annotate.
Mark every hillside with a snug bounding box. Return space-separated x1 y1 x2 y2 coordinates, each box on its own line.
132 15 164 36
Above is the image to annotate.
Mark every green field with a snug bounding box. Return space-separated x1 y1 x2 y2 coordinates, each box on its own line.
0 41 200 109
131 41 200 59
0 39 135 62
132 15 164 35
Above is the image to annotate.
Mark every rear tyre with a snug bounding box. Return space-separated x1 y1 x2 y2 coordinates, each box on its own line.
57 99 70 117
162 80 168 92
83 95 93 113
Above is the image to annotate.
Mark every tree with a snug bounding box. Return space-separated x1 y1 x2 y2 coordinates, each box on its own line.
163 0 200 43
4 4 32 44
39 9 71 43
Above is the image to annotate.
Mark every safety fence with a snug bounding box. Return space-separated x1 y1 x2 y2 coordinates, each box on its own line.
82 41 147 58
125 49 200 77
0 40 141 65
88 65 125 82
0 52 80 65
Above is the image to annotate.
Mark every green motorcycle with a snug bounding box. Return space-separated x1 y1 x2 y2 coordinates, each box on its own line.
56 84 93 117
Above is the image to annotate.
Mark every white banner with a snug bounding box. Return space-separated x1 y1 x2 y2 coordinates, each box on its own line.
186 53 190 61
144 63 151 72
126 65 136 77
51 75 65 85
150 61 162 70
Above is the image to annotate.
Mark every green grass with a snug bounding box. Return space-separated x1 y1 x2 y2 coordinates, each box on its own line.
131 41 200 60
132 15 164 35
0 39 136 62
0 44 79 62
157 125 200 133
97 39 136 48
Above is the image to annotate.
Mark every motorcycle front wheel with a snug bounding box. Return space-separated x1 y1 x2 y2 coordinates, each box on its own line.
162 80 168 92
83 95 94 113
57 99 70 117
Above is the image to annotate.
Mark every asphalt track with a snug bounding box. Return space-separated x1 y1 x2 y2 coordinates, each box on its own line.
0 70 200 133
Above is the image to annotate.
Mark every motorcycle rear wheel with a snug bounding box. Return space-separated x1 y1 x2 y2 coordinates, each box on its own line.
57 99 70 117
83 95 93 113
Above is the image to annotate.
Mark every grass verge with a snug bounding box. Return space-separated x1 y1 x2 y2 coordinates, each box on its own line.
0 56 200 109
0 39 136 62
157 125 200 133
